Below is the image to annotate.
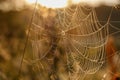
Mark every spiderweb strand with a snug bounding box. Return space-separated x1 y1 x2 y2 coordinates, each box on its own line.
17 0 38 79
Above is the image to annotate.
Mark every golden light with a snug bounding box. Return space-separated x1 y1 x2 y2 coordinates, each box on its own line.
26 0 68 8
26 0 119 8
72 0 119 6
72 0 101 6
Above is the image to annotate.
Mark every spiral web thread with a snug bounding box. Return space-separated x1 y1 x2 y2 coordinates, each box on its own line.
27 3 120 80
56 4 110 80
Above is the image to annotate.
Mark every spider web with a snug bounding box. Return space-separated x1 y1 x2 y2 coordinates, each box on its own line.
22 2 120 80
55 4 109 80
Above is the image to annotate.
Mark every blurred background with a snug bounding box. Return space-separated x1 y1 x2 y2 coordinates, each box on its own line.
0 0 120 80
